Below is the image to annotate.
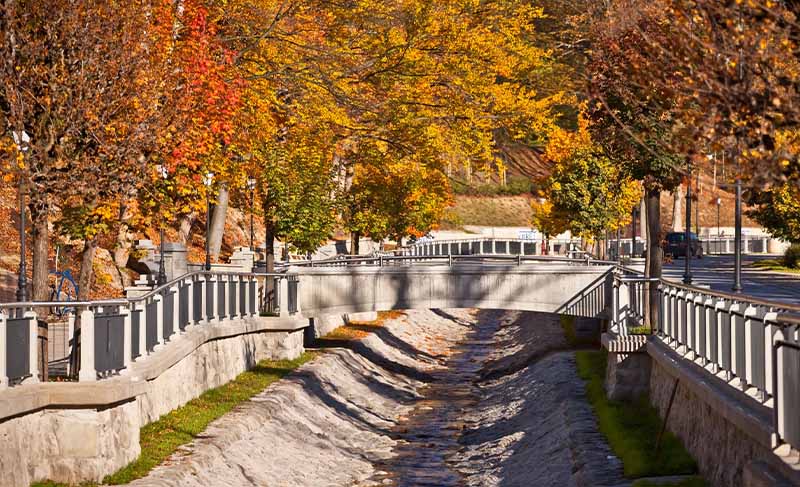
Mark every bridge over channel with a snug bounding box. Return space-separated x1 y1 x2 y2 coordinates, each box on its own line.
0 246 797 486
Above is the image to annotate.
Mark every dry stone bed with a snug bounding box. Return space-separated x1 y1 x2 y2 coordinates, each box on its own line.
127 309 625 487
127 309 470 487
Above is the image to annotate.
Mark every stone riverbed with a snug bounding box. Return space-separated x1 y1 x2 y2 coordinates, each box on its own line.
128 309 627 487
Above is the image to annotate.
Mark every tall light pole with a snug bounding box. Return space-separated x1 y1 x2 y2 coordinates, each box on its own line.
13 130 30 303
16 179 28 302
733 173 743 293
695 170 700 235
156 165 169 286
716 197 722 253
631 206 638 257
203 172 214 271
683 160 693 285
247 177 256 251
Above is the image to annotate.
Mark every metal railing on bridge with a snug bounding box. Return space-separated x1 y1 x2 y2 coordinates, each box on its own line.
284 253 616 268
612 270 800 456
404 237 587 258
0 270 299 387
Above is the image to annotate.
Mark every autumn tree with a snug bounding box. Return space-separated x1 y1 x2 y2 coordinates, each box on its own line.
0 0 176 299
532 113 641 246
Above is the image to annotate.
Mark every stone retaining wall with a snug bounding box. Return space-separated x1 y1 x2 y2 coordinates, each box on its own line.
649 359 773 487
0 323 304 487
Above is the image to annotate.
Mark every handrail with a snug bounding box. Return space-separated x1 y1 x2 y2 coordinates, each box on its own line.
659 279 800 313
285 253 618 267
0 270 291 310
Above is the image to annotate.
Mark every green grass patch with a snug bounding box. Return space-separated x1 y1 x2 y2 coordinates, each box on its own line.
750 259 800 274
32 353 316 487
632 476 707 487
575 350 699 479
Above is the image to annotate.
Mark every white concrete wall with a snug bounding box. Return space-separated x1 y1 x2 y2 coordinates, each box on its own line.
293 264 613 319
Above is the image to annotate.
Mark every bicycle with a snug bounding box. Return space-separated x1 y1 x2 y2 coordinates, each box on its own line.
48 269 79 317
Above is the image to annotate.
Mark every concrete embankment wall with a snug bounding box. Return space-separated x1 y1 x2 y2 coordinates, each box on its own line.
606 337 799 487
0 317 305 487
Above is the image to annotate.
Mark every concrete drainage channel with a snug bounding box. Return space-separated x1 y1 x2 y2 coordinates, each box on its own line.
129 309 667 486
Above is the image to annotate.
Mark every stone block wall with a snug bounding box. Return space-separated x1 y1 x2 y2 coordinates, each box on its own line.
649 359 787 487
138 329 303 424
0 399 140 487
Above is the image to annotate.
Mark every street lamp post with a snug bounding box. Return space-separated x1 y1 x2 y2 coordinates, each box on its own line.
683 160 693 285
631 206 638 257
247 177 256 250
716 197 722 253
156 165 168 286
733 176 743 293
16 181 28 303
13 130 31 304
203 172 214 271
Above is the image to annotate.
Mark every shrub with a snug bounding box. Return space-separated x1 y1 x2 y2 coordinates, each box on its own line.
783 243 800 268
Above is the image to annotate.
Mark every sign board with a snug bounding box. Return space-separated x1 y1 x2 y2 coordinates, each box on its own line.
518 230 539 241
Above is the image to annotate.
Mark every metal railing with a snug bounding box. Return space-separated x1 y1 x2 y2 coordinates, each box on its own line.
285 253 617 268
611 270 800 454
405 237 586 257
0 270 298 387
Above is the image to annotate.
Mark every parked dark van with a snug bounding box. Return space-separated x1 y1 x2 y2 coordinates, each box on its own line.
664 231 703 258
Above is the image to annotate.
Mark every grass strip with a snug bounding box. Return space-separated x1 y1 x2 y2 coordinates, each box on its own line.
750 259 800 274
32 352 316 487
575 350 701 480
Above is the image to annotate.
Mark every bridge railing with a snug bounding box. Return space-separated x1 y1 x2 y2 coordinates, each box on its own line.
405 237 586 257
771 314 800 454
286 253 617 268
0 270 298 387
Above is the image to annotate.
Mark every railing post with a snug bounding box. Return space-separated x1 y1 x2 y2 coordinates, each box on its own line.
78 308 96 382
170 284 180 339
210 275 219 322
185 278 195 330
122 306 132 370
200 275 209 323
135 302 147 361
155 293 164 348
743 305 762 397
25 311 39 384
701 296 715 365
0 311 6 389
763 312 778 399
279 277 290 318
231 276 240 320
713 299 728 374
244 276 251 317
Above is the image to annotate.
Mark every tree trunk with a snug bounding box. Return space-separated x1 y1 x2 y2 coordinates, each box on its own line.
113 203 135 288
30 205 50 380
645 189 663 331
671 186 683 232
30 204 50 302
208 185 229 262
178 211 196 245
350 231 361 255
77 237 98 301
263 220 276 312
